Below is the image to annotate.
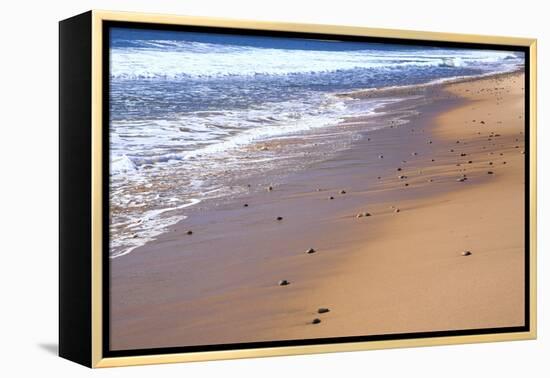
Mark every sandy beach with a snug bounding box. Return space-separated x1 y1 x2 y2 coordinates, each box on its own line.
110 71 526 351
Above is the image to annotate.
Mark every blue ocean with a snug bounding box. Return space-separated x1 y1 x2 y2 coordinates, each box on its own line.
109 27 523 257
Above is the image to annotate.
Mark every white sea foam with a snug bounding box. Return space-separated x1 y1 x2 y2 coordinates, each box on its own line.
110 40 520 79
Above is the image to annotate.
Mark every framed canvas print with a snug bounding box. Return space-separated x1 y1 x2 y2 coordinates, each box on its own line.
59 10 537 368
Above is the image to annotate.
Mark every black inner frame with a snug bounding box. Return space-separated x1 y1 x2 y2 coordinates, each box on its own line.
102 20 531 358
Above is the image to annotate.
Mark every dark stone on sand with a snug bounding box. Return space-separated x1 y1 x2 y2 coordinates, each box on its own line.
132 233 139 238
450 149 454 152
480 121 485 124
318 308 330 314
244 203 249 207
312 318 321 324
276 216 283 221
340 190 347 194
397 167 402 171
306 248 316 254
487 171 494 175
279 280 290 286
404 183 409 186
412 152 418 156
468 160 473 164
462 251 472 256
394 208 400 213
378 155 384 159
432 159 435 162
329 196 334 200
460 153 467 157
457 177 467 182
186 230 193 235
268 186 273 191
398 175 406 179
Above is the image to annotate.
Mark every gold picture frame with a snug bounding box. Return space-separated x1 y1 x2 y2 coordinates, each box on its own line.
59 10 537 368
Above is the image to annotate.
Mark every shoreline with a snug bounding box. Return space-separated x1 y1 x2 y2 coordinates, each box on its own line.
110 70 525 351
109 68 523 259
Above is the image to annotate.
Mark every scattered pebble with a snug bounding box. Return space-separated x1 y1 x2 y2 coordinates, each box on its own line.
340 190 347 194
312 318 321 324
268 186 273 191
278 280 290 286
306 248 316 254
244 203 249 207
394 208 400 213
487 171 494 175
186 230 193 235
276 216 283 221
462 251 472 256
317 308 330 314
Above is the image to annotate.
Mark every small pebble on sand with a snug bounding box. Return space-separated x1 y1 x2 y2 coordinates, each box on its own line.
318 308 330 314
244 203 249 207
306 248 316 254
186 230 193 235
462 251 472 256
278 280 290 286
312 318 321 324
276 216 283 221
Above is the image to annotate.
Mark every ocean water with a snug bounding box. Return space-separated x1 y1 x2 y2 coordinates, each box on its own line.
109 28 524 258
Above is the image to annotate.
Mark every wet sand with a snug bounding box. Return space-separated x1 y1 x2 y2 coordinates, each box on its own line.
110 72 526 351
